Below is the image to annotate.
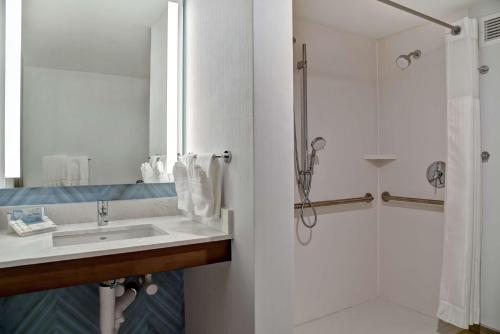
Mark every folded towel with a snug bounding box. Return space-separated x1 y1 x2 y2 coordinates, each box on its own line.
149 155 168 167
141 162 154 183
153 160 165 178
43 155 68 186
66 156 89 186
190 154 222 218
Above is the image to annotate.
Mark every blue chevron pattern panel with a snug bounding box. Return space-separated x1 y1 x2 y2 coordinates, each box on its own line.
0 183 176 207
0 271 184 334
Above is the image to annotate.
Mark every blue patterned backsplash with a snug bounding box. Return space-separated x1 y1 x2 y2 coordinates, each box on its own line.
0 183 177 207
0 271 184 334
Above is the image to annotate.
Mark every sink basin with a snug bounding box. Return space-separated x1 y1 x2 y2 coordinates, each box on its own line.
52 224 168 247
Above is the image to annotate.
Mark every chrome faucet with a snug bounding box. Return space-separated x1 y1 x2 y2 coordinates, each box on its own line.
97 201 109 226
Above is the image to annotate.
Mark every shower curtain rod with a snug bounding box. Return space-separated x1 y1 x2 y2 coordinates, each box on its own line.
376 0 461 35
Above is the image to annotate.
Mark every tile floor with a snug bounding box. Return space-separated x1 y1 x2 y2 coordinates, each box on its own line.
295 299 463 334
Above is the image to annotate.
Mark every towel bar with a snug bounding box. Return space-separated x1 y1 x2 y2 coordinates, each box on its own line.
381 191 444 206
206 150 232 163
294 193 374 209
176 151 232 163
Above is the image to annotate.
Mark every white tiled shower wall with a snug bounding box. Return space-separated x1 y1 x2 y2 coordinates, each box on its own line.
293 10 480 326
377 17 453 316
293 19 379 325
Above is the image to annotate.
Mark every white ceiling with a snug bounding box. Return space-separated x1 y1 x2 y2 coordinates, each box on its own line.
22 0 170 78
294 0 483 39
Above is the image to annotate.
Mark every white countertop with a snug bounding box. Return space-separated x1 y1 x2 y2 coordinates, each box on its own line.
0 213 232 268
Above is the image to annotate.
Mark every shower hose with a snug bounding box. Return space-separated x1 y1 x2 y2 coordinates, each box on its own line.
294 116 318 229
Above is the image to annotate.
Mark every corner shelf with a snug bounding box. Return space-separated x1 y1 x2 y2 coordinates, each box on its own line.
364 154 397 161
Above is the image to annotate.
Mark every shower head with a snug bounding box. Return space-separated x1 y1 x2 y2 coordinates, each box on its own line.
396 50 421 70
311 137 326 151
308 137 326 173
396 55 411 69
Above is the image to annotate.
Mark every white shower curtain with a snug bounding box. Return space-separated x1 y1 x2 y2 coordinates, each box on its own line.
437 17 482 329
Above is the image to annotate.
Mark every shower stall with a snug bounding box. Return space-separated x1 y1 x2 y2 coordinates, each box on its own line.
293 0 500 333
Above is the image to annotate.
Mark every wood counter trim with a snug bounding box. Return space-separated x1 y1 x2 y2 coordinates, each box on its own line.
469 324 500 334
0 240 231 297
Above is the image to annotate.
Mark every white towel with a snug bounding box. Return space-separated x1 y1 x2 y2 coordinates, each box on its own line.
66 156 89 186
153 160 165 178
173 154 196 213
173 161 192 212
190 154 222 218
42 155 67 186
189 164 214 217
149 155 168 167
141 162 154 183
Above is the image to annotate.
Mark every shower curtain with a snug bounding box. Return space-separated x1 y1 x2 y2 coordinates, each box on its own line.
437 17 482 329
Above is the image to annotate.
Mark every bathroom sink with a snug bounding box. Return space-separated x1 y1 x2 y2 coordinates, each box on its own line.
52 224 168 247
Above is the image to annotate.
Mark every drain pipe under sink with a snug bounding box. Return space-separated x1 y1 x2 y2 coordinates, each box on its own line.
99 280 121 334
99 275 157 334
114 288 137 333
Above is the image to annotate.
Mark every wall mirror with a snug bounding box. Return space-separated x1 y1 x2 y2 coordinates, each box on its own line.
0 0 183 189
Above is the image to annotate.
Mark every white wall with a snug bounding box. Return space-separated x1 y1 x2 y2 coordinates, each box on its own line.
253 0 294 332
182 0 255 333
469 1 500 330
22 66 149 186
293 19 379 325
184 0 295 332
377 22 448 317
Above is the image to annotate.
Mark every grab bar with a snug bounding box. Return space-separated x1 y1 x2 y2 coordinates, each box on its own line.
294 193 374 209
381 191 444 206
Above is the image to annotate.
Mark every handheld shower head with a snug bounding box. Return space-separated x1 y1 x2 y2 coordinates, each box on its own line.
309 137 327 173
311 137 326 151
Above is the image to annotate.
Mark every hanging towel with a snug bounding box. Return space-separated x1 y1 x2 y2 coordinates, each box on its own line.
189 164 214 217
173 161 192 212
66 156 89 186
42 155 68 186
173 154 196 213
190 154 222 218
437 17 482 329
